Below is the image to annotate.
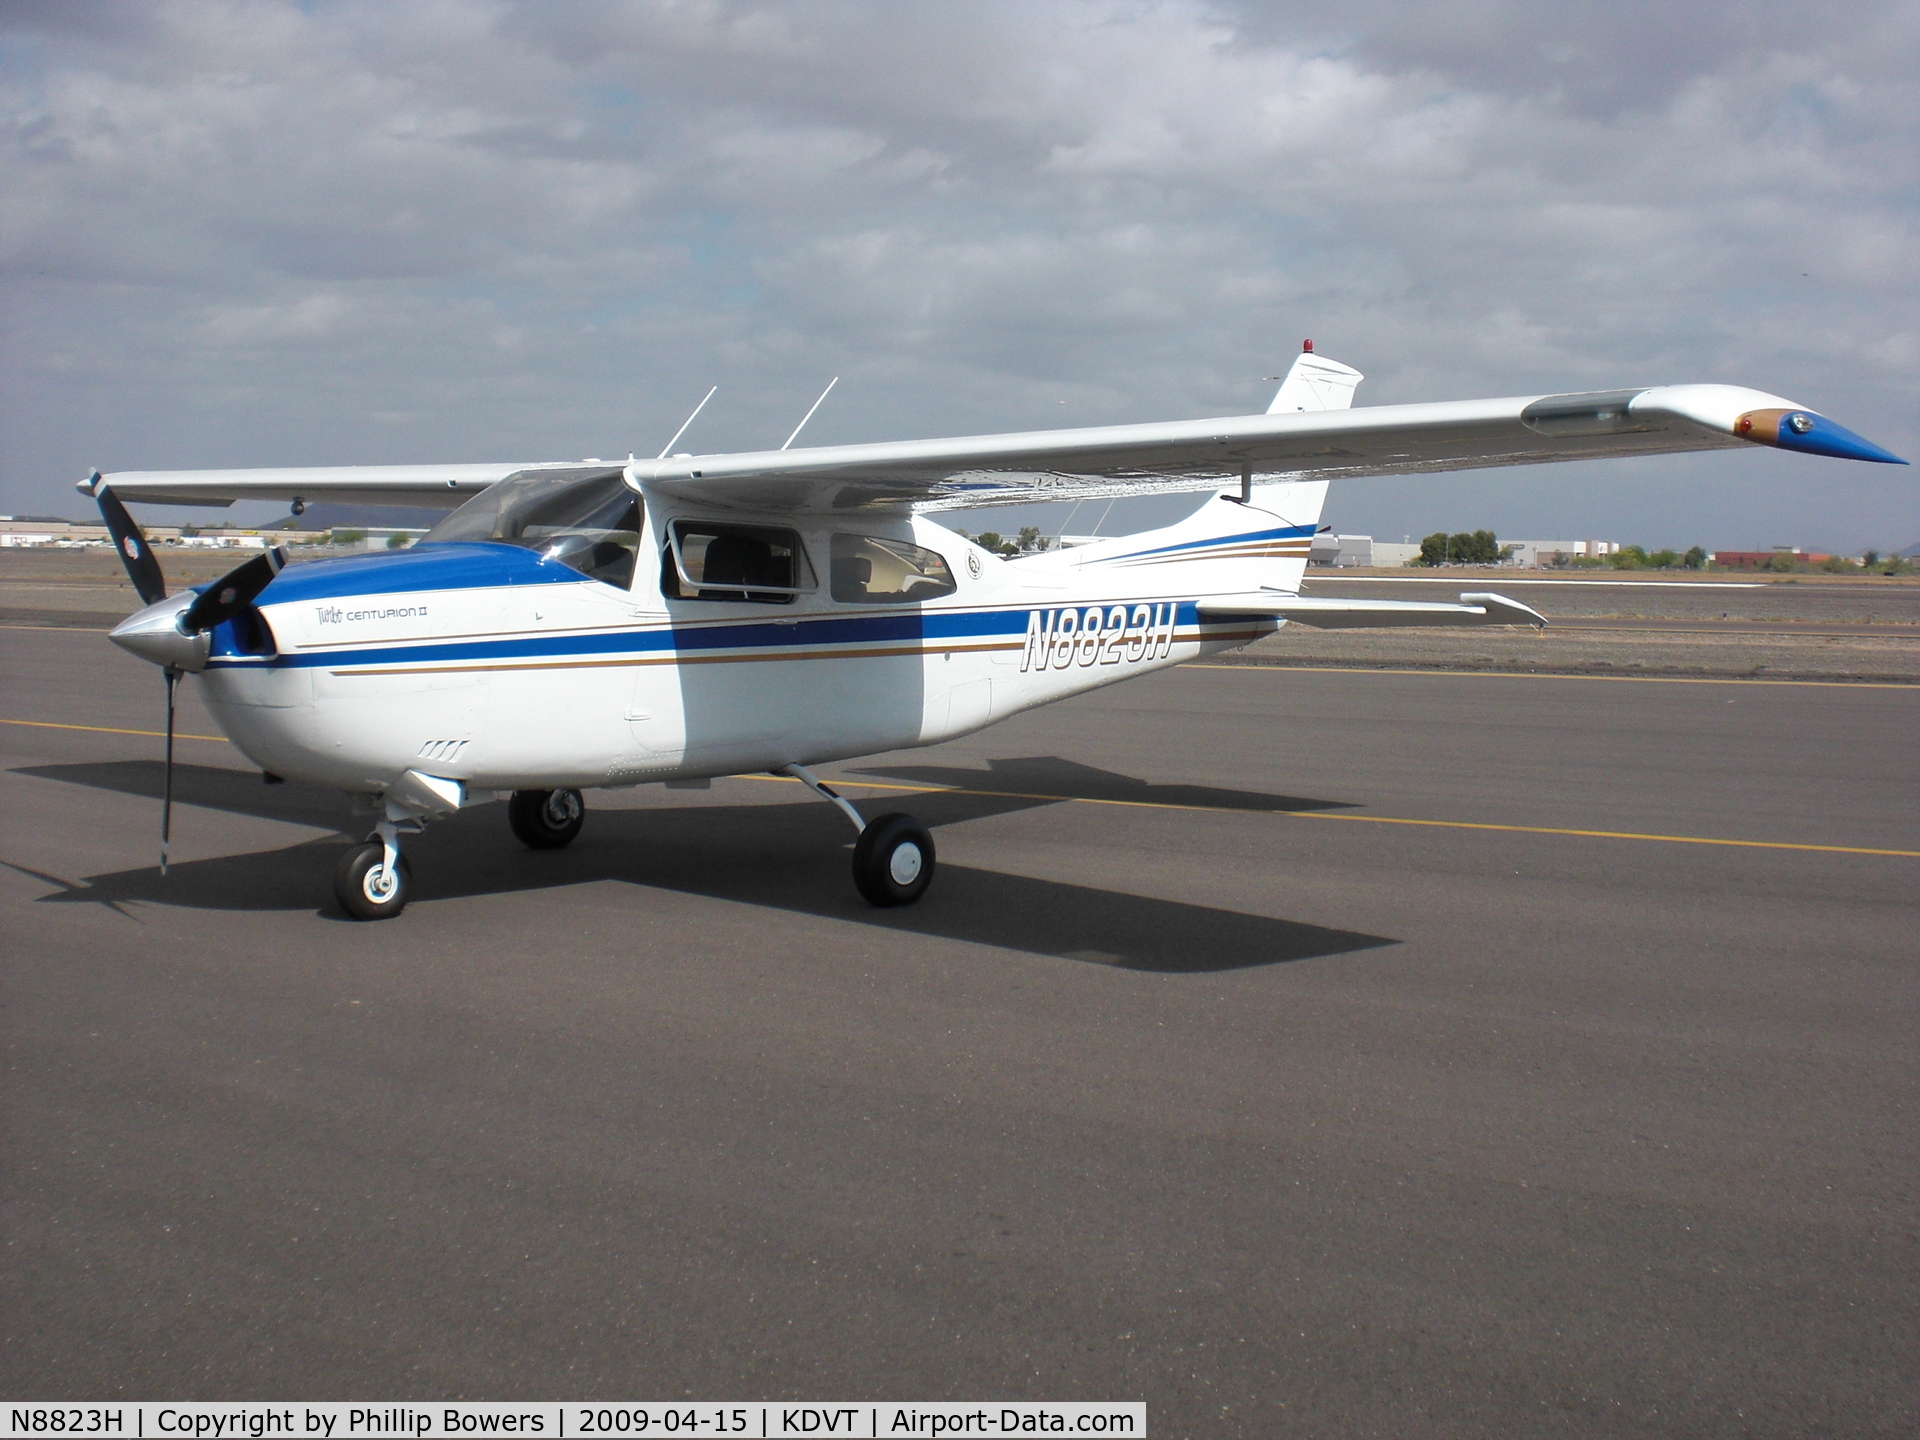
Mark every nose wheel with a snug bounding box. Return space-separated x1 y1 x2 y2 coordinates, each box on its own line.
508 788 585 849
334 841 413 921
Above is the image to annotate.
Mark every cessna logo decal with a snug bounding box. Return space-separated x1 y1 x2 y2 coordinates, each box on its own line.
317 604 427 624
1020 603 1177 672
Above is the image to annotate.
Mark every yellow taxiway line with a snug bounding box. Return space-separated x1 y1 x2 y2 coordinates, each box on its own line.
0 716 230 743
736 774 1919 858
7 716 1912 859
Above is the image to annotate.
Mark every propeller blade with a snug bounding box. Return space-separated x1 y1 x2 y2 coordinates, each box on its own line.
91 476 168 606
180 546 288 634
161 668 177 875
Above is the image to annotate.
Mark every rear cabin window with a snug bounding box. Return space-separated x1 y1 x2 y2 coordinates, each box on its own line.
662 521 812 604
830 534 958 604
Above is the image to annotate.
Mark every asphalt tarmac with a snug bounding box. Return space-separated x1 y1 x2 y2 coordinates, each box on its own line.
3 626 1915 1437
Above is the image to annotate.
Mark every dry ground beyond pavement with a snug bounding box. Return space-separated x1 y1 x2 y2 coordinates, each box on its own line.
3 549 1917 682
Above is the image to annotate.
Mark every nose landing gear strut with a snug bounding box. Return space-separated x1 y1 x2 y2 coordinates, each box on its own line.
334 815 419 921
332 770 464 920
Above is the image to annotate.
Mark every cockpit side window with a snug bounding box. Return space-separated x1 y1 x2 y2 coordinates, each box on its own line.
661 521 812 604
830 534 958 604
423 470 643 589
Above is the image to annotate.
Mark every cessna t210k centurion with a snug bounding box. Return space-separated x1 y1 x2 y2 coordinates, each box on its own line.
85 345 1906 918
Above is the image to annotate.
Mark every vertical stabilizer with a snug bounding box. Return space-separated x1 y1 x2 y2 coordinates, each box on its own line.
1062 479 1329 598
1245 479 1328 594
1268 345 1364 414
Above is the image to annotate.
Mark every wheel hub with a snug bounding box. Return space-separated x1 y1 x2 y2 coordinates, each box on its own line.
888 842 923 886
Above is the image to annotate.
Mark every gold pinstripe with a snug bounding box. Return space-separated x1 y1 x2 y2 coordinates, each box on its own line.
327 625 1269 678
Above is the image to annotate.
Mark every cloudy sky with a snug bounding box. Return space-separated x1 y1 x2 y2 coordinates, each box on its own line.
3 0 1914 549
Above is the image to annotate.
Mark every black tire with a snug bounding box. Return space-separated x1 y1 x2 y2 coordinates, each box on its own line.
851 813 935 907
509 788 585 849
334 841 412 921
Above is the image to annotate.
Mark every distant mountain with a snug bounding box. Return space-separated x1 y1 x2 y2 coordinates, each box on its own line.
264 503 453 531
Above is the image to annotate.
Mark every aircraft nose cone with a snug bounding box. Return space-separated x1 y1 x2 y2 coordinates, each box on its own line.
109 594 211 671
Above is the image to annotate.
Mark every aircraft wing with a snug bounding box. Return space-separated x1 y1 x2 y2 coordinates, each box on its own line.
629 383 1905 512
1198 591 1548 629
81 383 1903 513
76 462 606 509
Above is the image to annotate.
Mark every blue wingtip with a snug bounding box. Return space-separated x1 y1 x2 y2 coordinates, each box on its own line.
1776 413 1909 465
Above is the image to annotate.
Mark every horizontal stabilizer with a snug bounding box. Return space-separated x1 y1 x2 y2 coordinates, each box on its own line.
1198 590 1547 629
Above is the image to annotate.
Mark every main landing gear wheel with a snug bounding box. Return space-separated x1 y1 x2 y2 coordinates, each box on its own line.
509 788 585 849
852 813 935 907
334 842 413 921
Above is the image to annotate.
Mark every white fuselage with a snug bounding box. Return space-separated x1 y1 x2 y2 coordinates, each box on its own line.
192 486 1322 798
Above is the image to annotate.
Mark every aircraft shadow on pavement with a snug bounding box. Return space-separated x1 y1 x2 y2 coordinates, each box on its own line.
851 755 1357 814
16 758 358 832
13 760 1394 972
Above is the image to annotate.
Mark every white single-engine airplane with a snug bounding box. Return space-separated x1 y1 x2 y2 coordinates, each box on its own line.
85 345 1905 918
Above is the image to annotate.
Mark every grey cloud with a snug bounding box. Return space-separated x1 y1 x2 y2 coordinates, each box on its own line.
1 0 1912 550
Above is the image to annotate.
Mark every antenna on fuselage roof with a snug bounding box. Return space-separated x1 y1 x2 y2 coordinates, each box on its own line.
656 385 718 460
782 377 839 451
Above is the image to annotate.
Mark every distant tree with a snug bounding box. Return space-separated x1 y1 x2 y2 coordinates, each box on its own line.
334 528 366 546
180 525 200 538
1861 549 1879 567
972 530 1018 557
385 532 410 549
1766 552 1795 573
1416 530 1505 565
1819 554 1854 573
1609 545 1649 570
1647 547 1680 569
1683 546 1708 569
1016 526 1042 553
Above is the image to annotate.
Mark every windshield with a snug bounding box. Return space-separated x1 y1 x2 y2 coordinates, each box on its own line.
424 470 642 589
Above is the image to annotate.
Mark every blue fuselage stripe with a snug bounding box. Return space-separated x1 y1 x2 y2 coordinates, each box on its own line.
1096 524 1314 564
208 600 1234 671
